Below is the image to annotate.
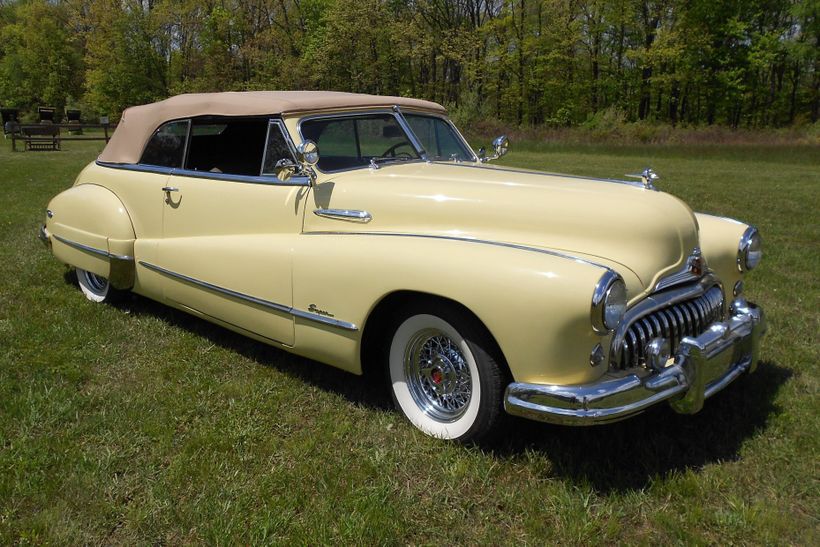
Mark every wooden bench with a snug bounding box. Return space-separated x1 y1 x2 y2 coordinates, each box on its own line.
21 125 60 151
10 123 114 151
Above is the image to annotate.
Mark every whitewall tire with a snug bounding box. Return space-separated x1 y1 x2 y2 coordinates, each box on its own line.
388 304 506 442
76 268 116 303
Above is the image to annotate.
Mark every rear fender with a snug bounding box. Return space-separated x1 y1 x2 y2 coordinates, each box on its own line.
46 184 136 289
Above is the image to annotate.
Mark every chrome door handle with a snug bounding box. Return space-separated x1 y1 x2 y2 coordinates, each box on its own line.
162 186 179 193
313 208 372 223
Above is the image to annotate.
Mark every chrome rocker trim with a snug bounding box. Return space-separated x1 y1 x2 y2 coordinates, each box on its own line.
139 260 358 331
504 298 766 425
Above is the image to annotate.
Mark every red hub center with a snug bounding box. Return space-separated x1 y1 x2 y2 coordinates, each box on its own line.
431 368 443 384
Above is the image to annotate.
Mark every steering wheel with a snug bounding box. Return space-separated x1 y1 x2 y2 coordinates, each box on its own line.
381 141 415 159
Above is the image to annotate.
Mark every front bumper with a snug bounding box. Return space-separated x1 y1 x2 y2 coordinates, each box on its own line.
504 299 766 425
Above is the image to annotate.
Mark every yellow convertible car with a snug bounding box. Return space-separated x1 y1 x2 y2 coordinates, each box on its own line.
39 91 766 442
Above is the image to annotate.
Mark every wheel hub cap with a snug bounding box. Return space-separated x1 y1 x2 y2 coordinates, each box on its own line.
404 329 472 422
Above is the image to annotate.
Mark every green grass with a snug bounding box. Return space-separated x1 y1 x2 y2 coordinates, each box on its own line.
1 138 818 544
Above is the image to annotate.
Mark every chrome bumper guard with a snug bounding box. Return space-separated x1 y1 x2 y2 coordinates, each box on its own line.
38 224 51 249
504 299 766 425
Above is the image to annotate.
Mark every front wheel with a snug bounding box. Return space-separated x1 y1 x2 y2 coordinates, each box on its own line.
76 268 122 303
388 304 506 443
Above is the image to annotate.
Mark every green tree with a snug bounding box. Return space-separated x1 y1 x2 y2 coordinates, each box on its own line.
0 0 83 115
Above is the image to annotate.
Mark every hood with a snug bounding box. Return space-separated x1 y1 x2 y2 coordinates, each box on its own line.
306 162 700 298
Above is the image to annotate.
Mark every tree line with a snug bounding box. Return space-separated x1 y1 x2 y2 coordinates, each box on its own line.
0 0 816 128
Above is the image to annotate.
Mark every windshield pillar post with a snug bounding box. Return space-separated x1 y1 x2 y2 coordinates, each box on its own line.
392 105 428 162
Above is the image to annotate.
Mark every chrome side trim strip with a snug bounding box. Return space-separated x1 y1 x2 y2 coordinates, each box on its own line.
52 234 133 261
95 161 311 187
430 162 648 189
302 231 613 272
138 261 358 331
313 209 373 223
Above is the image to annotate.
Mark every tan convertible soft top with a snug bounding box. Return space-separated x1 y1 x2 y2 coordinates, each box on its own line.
97 91 447 164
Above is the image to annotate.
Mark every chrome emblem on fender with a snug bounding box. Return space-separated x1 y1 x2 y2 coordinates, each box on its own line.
308 304 335 318
688 248 705 276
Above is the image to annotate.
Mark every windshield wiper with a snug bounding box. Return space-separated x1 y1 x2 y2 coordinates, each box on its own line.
368 156 414 169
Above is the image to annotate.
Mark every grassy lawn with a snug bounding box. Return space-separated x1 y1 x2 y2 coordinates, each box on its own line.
1 137 818 544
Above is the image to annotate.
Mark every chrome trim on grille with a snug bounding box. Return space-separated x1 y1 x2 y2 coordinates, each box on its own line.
615 284 724 370
302 231 613 272
609 274 722 369
138 261 358 331
654 248 705 291
655 269 699 291
313 209 373 223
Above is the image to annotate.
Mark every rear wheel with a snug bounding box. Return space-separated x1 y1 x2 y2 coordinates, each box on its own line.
76 268 121 303
387 303 506 442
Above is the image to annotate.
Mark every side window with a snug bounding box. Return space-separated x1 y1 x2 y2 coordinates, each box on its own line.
261 121 297 175
185 118 268 176
140 120 189 168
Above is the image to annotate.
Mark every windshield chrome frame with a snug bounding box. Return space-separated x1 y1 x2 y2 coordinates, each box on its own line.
399 109 478 163
296 107 477 174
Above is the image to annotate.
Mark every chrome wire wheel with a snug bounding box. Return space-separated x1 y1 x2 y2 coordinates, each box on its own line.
76 268 111 303
403 329 472 422
387 306 507 443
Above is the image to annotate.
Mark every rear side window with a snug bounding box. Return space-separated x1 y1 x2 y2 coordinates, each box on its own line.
140 120 189 168
185 118 268 176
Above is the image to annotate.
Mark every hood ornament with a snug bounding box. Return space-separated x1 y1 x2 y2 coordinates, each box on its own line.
625 167 660 190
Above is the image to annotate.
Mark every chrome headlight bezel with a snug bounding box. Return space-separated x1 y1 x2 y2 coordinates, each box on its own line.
737 226 762 272
591 271 628 334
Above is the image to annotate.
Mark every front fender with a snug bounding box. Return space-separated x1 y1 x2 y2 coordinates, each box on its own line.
695 213 751 297
45 184 136 289
292 233 615 385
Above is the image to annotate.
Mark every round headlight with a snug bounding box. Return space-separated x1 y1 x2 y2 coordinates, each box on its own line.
737 226 762 272
591 272 628 334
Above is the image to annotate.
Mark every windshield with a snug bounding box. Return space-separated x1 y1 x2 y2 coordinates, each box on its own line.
300 113 421 172
404 114 474 162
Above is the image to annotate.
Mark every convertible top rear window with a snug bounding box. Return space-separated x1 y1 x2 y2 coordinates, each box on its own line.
300 114 420 172
140 120 189 168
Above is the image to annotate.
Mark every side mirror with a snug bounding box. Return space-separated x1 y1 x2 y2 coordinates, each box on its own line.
274 158 297 182
274 141 320 184
492 135 509 158
276 140 320 184
297 140 319 167
480 135 509 163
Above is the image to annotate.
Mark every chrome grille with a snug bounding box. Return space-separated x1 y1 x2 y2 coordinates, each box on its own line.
617 286 724 370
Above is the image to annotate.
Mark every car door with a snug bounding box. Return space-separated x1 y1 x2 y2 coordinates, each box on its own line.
153 117 310 346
